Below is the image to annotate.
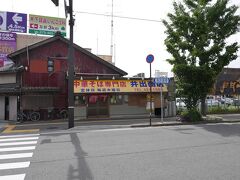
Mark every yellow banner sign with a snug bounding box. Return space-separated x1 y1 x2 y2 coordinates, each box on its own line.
74 80 167 93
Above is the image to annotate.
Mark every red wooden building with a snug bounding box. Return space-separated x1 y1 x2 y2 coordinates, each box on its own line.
8 34 127 119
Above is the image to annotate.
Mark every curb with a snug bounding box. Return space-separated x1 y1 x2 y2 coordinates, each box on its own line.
3 116 240 128
131 119 240 128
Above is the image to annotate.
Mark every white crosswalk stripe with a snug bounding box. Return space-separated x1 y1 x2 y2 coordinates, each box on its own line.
0 153 33 160
0 137 39 142
0 146 35 152
0 133 40 180
0 141 38 147
0 174 26 180
0 161 30 170
0 134 40 139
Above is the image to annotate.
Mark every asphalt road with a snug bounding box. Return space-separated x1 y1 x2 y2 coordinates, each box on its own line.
1 116 240 180
8 122 240 180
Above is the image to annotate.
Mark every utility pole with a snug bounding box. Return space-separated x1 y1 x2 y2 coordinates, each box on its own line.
51 0 74 128
67 0 75 128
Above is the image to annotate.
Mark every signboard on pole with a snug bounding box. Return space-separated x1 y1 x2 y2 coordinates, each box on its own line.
155 76 169 84
0 11 27 33
7 12 27 33
0 32 16 68
29 14 66 37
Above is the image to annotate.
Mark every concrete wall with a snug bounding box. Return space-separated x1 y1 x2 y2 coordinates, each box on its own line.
74 101 176 120
74 106 87 119
166 101 176 117
0 96 4 120
110 104 148 117
22 95 53 109
9 96 17 121
0 74 16 84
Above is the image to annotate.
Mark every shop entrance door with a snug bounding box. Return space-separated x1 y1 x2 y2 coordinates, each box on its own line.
5 97 9 120
87 95 109 118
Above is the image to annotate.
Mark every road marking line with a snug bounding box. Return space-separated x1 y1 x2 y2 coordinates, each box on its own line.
0 141 38 147
0 137 39 142
0 174 25 180
2 125 39 134
0 134 39 139
0 146 35 152
0 153 33 160
0 161 30 170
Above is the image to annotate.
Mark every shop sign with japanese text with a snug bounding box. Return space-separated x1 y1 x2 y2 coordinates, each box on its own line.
74 80 168 93
219 80 240 95
0 32 16 67
29 14 66 37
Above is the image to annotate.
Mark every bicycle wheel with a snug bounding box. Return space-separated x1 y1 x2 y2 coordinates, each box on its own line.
60 110 68 119
30 112 40 121
17 113 24 123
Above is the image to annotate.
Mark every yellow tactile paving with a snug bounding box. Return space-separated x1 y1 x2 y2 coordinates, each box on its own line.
2 125 39 134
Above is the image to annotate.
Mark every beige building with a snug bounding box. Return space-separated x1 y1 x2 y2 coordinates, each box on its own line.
16 34 49 50
97 55 113 64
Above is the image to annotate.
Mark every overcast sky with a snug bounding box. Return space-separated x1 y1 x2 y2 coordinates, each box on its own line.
0 0 240 77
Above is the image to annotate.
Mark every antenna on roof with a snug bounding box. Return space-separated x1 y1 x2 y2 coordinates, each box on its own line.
110 0 114 64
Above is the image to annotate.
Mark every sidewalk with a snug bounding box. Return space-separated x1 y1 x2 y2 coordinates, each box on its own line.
1 114 240 128
131 114 240 128
0 120 8 130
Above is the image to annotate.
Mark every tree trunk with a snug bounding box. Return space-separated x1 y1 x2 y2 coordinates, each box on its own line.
201 97 206 116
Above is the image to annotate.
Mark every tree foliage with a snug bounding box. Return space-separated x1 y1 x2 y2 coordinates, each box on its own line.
163 0 240 111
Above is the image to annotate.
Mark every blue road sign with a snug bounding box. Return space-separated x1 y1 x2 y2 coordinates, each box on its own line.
146 54 154 63
7 12 27 33
155 76 169 84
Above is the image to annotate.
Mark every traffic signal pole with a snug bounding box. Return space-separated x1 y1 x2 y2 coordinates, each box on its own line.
51 0 75 128
68 0 74 128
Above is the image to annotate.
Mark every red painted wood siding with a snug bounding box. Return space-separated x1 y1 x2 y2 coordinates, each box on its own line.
15 38 120 108
20 39 118 87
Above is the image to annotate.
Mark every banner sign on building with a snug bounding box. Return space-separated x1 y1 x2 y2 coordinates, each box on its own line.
0 32 16 67
74 80 168 93
0 11 27 33
29 14 66 37
219 80 240 95
0 12 7 31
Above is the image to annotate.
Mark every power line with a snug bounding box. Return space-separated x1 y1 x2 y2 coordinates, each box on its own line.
74 11 162 23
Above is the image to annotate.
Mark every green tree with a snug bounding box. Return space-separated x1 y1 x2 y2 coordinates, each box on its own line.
163 0 240 117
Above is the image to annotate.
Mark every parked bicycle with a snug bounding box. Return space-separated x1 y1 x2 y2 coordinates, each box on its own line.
17 110 40 123
48 108 68 120
59 109 68 119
